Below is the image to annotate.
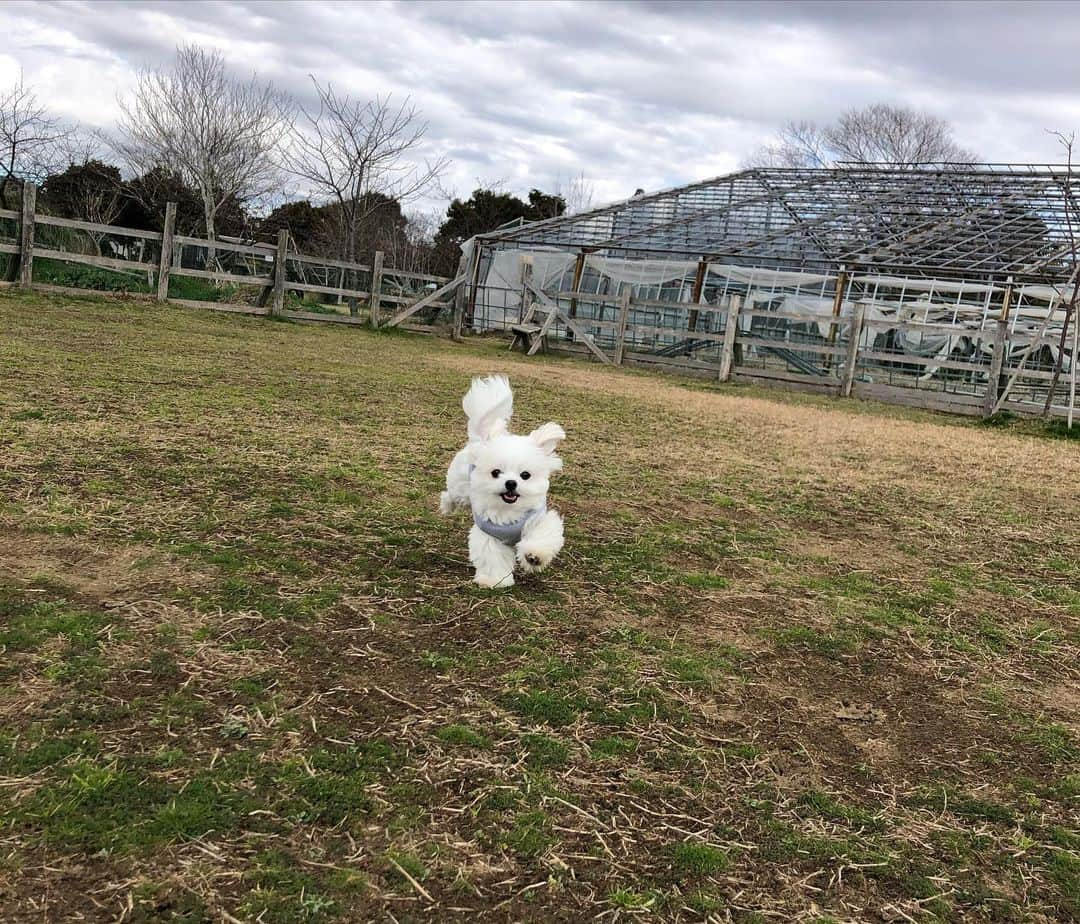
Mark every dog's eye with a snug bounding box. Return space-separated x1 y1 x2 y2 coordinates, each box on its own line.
520 471 531 480
491 469 501 478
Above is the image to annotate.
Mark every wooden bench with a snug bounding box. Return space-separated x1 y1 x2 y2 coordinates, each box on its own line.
510 322 543 352
509 304 555 355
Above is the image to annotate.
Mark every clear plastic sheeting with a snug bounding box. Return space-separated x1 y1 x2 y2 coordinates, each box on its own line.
743 294 837 336
710 264 834 289
853 275 1000 295
475 247 1073 333
470 244 1075 411
479 248 575 326
1016 284 1073 303
585 255 697 288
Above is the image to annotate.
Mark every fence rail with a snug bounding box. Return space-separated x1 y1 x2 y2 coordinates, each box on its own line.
38 214 164 240
0 185 453 332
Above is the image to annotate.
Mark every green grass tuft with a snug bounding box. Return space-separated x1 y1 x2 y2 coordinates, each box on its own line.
521 733 570 769
671 841 729 876
506 690 583 726
501 810 554 859
436 724 490 749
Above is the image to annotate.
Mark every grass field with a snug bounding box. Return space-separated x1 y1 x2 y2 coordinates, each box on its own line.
1 289 1078 923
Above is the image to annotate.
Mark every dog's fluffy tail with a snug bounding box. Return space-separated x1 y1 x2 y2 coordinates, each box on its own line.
463 375 513 442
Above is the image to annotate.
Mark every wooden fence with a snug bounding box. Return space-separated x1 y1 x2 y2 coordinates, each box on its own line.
522 286 1076 421
0 186 467 333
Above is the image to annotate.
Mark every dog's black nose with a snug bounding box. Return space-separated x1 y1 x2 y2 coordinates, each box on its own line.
504 479 517 492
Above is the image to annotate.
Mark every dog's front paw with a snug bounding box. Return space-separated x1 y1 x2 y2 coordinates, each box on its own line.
517 509 564 573
516 545 553 573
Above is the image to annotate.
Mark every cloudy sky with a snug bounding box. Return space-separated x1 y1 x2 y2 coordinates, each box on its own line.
4 0 1080 213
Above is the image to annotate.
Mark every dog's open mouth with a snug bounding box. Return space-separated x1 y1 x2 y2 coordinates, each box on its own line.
500 491 520 504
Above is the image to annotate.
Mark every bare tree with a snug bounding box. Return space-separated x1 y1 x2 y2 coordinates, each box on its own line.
744 120 831 169
0 74 73 207
386 209 439 277
828 104 979 165
282 76 446 310
111 45 289 262
555 171 595 214
70 137 129 256
745 103 978 169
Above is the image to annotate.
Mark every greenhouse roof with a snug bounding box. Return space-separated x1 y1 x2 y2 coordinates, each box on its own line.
478 165 1080 283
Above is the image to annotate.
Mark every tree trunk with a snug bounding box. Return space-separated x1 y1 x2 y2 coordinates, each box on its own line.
2 175 18 281
2 146 16 209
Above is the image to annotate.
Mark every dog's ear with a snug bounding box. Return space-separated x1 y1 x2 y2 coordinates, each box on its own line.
468 419 507 453
528 422 565 455
472 414 508 442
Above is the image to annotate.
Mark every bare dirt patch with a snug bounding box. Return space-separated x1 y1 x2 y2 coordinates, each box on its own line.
0 531 203 603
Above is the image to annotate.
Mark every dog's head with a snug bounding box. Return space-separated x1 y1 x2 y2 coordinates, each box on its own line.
468 421 565 519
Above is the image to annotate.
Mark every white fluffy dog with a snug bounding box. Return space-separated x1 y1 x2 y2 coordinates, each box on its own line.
440 376 566 588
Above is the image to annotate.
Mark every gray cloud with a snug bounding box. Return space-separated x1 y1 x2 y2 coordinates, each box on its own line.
3 0 1080 213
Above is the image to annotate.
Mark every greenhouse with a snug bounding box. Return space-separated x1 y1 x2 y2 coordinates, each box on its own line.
463 165 1078 416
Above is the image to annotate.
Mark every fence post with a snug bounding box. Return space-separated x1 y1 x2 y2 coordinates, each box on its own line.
998 275 1014 321
369 250 384 328
687 258 707 333
519 255 534 322
983 318 1008 417
824 265 849 371
718 294 742 383
464 243 483 330
271 229 288 317
157 201 177 302
614 289 632 365
1068 306 1078 430
568 251 585 320
451 290 464 341
451 251 469 342
18 183 36 289
840 302 866 397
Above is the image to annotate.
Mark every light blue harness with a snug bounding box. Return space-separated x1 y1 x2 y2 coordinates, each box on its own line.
473 503 546 546
468 463 545 545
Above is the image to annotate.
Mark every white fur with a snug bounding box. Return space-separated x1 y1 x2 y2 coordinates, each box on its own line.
441 375 565 588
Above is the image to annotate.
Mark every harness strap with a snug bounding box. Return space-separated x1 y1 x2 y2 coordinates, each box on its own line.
473 504 546 546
